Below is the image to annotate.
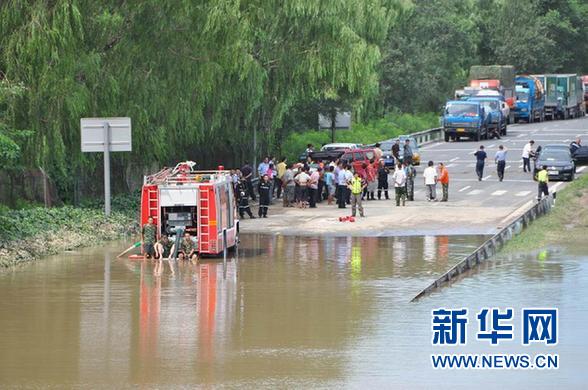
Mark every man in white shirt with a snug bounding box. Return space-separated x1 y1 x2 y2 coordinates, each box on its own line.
423 160 438 201
295 168 311 207
521 140 535 173
392 163 407 206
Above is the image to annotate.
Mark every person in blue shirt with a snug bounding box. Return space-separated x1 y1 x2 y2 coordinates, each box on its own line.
474 145 487 181
494 145 507 182
324 165 335 205
258 156 270 177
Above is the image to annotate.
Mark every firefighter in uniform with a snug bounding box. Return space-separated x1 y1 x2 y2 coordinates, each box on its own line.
258 174 271 218
237 179 255 218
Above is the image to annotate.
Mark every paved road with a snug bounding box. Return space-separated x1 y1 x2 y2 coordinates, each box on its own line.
240 116 588 237
416 116 588 209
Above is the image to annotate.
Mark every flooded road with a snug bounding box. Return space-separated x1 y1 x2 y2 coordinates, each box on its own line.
0 235 586 388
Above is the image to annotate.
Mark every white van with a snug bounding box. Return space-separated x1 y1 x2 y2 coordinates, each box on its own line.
320 143 360 151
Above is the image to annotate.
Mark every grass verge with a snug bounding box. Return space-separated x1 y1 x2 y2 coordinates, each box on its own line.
0 197 138 268
503 173 588 253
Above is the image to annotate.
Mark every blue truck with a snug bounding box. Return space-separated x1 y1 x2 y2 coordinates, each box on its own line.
467 96 506 137
515 76 545 123
443 100 490 142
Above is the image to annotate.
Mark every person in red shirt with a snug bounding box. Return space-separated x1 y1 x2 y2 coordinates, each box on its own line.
438 162 449 202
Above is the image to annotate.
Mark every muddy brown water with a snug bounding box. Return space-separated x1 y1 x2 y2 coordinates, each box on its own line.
0 235 586 388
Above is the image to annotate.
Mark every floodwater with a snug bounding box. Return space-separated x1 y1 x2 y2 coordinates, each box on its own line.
0 235 586 389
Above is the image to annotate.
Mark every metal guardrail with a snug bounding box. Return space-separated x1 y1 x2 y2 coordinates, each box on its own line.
409 127 444 146
411 194 555 302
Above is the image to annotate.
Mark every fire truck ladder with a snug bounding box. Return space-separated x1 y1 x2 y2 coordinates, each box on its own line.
147 187 159 225
198 187 210 253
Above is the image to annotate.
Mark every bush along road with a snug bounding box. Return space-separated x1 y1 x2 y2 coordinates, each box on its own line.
0 201 138 268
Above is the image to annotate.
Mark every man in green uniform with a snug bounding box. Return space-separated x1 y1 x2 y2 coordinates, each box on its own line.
141 216 157 259
154 234 175 276
178 232 198 263
536 165 549 201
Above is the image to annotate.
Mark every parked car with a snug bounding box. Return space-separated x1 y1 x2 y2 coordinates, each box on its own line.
572 145 588 165
534 146 576 181
320 143 360 151
340 148 376 176
443 100 490 142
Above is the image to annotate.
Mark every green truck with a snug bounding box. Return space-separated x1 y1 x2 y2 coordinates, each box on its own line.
532 74 585 120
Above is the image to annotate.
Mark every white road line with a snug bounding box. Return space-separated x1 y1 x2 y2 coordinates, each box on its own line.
518 164 524 168
458 186 471 192
449 157 459 162
517 134 524 137
483 175 492 180
467 189 482 195
505 165 511 170
577 166 586 173
491 190 507 196
515 191 531 197
445 163 455 168
488 144 495 148
552 182 563 192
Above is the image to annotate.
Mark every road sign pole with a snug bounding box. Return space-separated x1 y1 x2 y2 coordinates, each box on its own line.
103 122 111 216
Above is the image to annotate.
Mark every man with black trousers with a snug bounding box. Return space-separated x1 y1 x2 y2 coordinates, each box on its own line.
474 145 487 181
258 174 271 218
240 161 256 201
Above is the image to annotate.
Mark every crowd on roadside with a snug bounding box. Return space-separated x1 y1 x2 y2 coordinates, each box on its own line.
228 150 446 219
228 136 582 218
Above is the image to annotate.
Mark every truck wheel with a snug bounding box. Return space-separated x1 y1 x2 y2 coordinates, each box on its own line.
474 131 480 142
444 132 450 142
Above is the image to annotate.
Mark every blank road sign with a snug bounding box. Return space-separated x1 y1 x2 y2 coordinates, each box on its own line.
81 117 132 152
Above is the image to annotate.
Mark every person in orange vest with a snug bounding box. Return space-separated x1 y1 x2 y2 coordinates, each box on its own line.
438 162 449 202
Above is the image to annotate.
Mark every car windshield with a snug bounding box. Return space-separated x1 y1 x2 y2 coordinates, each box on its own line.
541 151 569 161
446 104 478 117
380 142 393 151
516 91 529 102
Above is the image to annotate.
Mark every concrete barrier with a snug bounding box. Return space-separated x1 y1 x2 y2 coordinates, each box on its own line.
411 194 554 302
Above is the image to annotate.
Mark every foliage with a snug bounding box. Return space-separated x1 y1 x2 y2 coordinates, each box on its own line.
279 112 438 162
0 0 401 202
0 203 135 244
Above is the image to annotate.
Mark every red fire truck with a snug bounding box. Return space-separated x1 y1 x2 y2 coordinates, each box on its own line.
139 161 239 256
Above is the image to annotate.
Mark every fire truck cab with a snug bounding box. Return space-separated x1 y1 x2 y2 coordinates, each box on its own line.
140 161 238 256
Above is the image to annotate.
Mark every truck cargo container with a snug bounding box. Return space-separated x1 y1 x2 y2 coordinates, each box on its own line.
533 74 560 120
469 65 516 123
515 75 545 123
582 75 588 103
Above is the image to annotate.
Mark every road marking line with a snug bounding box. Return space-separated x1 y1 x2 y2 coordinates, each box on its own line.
446 163 455 168
450 157 459 162
491 190 507 196
488 144 495 148
483 175 492 180
578 166 586 173
467 189 482 195
518 164 523 168
515 191 531 197
458 186 471 192
505 165 511 170
517 134 524 138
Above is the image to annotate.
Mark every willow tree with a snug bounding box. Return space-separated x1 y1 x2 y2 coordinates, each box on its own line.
0 0 400 202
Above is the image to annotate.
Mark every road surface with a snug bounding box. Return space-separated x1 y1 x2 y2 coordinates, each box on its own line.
240 116 588 236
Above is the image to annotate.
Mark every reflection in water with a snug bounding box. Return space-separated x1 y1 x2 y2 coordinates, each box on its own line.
0 235 586 388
